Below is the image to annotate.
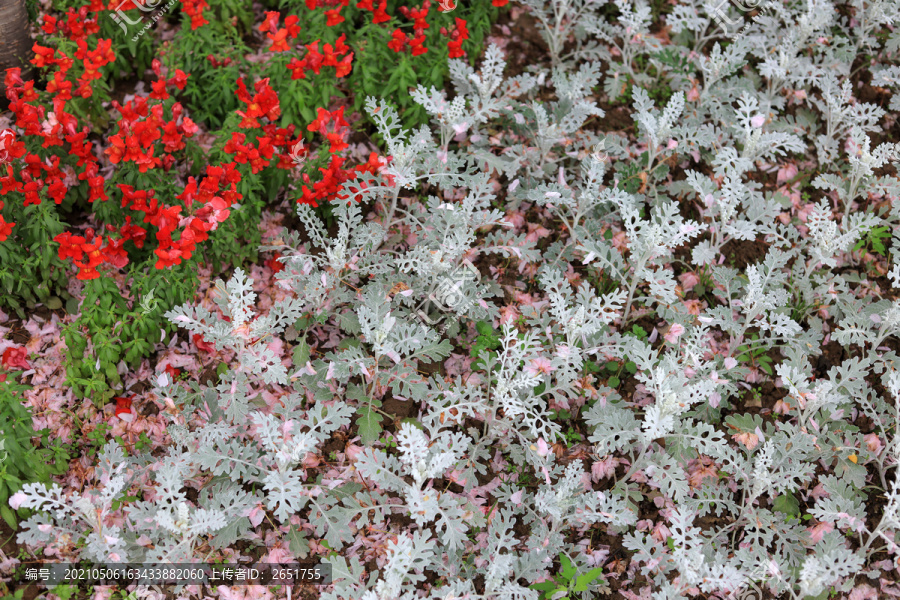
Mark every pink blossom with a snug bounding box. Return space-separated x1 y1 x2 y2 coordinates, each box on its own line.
776 163 799 185
733 431 759 450
525 357 555 377
651 522 671 543
865 433 884 455
750 114 766 128
499 305 520 325
591 457 620 481
345 444 364 462
666 139 678 150
664 323 685 343
9 491 27 510
849 584 879 600
678 272 700 291
535 438 549 457
806 521 834 544
247 504 266 527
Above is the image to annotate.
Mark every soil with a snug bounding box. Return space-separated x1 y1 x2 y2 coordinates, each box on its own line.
720 236 770 271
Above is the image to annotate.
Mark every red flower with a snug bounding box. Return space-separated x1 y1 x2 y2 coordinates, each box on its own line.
447 17 469 58
113 396 134 423
0 215 13 242
163 363 181 379
2 347 30 370
41 15 58 34
372 0 390 23
266 252 285 273
410 34 428 56
408 0 430 29
325 7 344 25
193 333 215 353
335 53 354 78
235 77 281 128
388 29 408 52
492 0 508 5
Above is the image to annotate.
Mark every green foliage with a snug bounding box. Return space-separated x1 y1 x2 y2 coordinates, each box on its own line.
530 553 608 600
0 200 69 318
0 377 70 528
471 320 502 360
853 225 891 257
63 262 199 405
161 22 250 129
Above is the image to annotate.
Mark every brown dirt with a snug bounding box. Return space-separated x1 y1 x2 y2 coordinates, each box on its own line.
720 236 770 270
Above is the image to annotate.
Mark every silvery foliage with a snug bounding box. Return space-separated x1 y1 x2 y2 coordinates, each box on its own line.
12 0 900 597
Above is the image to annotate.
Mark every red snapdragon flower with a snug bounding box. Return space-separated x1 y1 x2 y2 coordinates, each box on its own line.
182 0 210 29
266 252 285 273
193 334 215 353
388 29 408 52
260 12 301 52
113 396 134 422
446 18 469 58
371 0 390 23
235 77 281 128
307 106 351 152
1 347 30 370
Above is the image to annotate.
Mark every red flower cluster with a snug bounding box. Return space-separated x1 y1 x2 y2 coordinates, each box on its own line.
106 65 195 173
224 132 277 174
54 227 130 279
32 39 113 100
291 107 393 207
357 0 391 23
388 1 434 55
235 77 281 128
286 34 354 80
48 157 243 280
181 0 210 29
41 6 100 42
0 129 21 241
259 11 302 52
307 106 350 152
443 18 469 58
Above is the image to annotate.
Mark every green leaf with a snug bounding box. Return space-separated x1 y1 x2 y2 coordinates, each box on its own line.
1 504 16 529
624 361 637 374
287 527 310 559
605 361 618 372
293 340 311 367
559 554 576 580
573 566 606 592
530 581 559 593
475 321 493 336
608 376 620 388
357 405 383 446
773 493 800 517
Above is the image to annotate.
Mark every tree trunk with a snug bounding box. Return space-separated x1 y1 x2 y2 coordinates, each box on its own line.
0 0 32 110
